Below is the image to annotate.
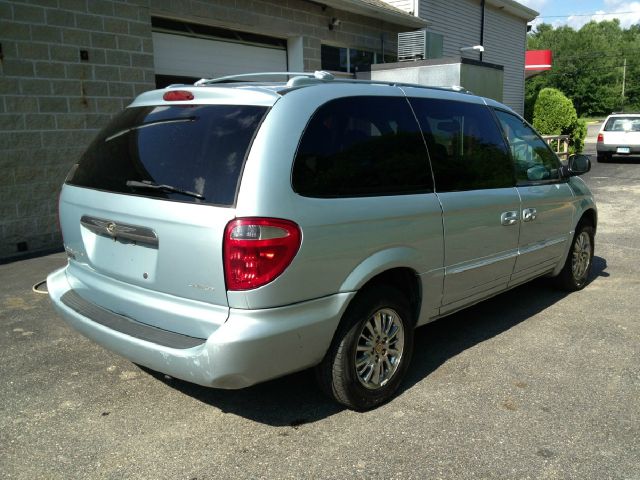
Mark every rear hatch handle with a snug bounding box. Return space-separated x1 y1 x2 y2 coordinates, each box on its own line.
80 215 159 247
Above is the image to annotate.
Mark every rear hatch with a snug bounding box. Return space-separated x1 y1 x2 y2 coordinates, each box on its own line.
602 116 640 151
60 95 271 337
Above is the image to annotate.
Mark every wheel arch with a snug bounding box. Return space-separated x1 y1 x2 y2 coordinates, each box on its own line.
359 268 422 325
578 207 597 233
552 206 598 278
339 247 423 324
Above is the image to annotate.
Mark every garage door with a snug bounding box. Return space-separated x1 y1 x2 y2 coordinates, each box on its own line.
152 32 288 84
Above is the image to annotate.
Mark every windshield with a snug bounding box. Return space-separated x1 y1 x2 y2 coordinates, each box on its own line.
67 104 269 206
603 116 640 132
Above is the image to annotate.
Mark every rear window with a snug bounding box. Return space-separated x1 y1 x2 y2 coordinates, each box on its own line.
67 104 268 206
604 116 640 132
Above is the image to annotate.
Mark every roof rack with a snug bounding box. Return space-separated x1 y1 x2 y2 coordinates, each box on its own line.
192 70 474 95
194 71 335 87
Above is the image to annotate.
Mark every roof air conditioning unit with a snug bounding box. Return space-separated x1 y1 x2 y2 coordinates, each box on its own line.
398 30 427 61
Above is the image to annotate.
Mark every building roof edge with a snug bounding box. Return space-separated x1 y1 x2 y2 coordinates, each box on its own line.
486 0 539 21
321 0 428 28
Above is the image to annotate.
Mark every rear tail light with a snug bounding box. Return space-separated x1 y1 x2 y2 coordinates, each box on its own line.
223 218 301 291
597 133 604 143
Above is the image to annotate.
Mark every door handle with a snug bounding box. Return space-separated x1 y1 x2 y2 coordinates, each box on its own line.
501 211 519 226
522 208 537 222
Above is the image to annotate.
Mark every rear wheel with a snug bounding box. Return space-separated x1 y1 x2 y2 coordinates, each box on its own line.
554 223 594 291
316 285 414 411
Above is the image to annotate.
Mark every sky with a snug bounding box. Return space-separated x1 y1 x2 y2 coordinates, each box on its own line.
519 0 640 30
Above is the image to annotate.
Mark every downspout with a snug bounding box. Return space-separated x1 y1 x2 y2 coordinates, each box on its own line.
480 0 485 61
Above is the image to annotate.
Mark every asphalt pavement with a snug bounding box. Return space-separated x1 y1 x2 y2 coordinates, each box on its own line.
1 140 639 479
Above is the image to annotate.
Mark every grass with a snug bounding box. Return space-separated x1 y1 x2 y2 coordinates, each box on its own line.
581 117 606 124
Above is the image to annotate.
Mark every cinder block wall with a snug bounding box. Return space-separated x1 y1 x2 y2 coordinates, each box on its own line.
0 0 403 260
0 0 154 259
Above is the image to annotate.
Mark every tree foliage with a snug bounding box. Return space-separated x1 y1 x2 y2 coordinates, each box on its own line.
526 20 640 119
533 88 586 153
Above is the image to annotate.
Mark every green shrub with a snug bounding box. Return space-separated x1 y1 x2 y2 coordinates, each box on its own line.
569 118 587 154
533 87 586 153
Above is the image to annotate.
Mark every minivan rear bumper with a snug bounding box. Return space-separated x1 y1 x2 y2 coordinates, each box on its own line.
48 267 354 389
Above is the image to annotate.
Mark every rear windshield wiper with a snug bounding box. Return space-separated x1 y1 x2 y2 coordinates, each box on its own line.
125 180 205 200
105 118 195 142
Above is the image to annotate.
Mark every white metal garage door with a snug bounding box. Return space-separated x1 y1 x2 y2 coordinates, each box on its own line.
152 32 288 80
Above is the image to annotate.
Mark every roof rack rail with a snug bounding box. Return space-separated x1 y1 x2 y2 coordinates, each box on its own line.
192 70 474 95
194 71 335 86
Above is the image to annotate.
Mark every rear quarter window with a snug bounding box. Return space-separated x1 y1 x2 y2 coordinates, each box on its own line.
292 96 432 197
67 104 268 206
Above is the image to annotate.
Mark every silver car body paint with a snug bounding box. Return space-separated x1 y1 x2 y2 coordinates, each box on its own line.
48 79 597 389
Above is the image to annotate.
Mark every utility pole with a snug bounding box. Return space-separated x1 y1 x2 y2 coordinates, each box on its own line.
622 57 626 109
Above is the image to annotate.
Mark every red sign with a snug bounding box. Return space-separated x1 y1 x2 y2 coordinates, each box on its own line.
525 50 553 71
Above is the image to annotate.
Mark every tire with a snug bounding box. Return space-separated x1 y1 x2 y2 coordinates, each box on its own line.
554 223 595 291
315 284 414 411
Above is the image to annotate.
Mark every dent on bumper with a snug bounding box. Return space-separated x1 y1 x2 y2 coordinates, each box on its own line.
47 267 354 389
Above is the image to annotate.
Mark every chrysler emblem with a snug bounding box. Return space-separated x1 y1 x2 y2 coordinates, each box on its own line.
106 222 117 236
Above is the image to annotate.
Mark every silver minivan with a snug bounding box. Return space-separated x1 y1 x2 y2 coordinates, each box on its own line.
48 72 596 410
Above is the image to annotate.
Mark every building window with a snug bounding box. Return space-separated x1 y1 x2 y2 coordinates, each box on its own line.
321 45 381 73
321 45 348 72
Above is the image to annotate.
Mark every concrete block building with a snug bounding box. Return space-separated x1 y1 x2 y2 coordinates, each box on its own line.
0 0 536 260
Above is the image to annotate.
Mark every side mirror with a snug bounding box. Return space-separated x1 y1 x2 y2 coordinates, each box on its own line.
563 154 591 177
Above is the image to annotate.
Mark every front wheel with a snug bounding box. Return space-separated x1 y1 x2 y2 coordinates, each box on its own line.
316 285 414 411
554 223 594 291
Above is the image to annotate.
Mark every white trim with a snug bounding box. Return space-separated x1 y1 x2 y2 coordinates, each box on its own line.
486 0 538 21
321 0 427 27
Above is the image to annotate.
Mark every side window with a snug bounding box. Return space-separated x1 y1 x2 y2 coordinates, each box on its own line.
292 96 432 197
408 98 514 192
494 110 562 184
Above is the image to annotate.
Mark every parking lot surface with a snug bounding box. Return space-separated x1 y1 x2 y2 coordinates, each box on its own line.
1 146 639 479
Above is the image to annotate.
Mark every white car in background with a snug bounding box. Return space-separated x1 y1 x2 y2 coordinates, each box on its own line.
596 113 640 162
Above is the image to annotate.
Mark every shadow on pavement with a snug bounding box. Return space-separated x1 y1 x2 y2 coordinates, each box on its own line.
403 255 608 392
143 256 609 426
598 155 640 164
